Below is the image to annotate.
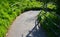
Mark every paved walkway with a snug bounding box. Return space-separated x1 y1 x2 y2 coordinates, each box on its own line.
6 10 47 37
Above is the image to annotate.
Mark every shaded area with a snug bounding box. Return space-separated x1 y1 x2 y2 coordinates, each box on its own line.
37 10 60 37
26 19 47 37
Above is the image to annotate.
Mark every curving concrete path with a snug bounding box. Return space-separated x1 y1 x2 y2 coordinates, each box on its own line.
6 10 47 37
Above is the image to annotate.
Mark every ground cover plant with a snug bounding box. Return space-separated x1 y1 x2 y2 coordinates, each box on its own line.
37 0 60 37
0 0 59 37
0 0 44 37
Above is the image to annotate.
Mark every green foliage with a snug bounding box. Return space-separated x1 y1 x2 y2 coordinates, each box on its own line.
37 0 60 37
47 3 57 9
38 10 60 37
0 0 44 37
0 0 59 37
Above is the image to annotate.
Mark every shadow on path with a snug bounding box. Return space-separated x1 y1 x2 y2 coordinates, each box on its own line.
26 19 47 37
